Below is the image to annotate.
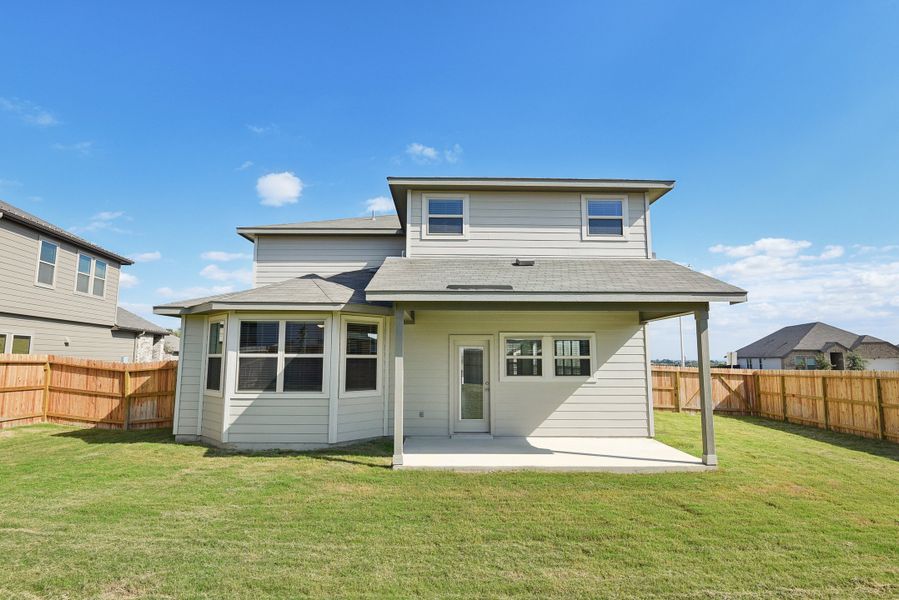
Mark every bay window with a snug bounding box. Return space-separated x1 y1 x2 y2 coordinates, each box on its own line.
205 320 225 393
343 321 380 393
237 319 326 393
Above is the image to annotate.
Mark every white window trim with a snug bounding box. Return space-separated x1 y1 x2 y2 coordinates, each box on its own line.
339 315 383 398
421 192 470 240
499 332 597 382
0 333 33 355
73 252 108 299
580 194 629 242
233 315 331 398
34 237 58 289
203 317 227 397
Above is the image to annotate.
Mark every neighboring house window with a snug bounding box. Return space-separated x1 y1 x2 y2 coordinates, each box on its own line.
8 335 31 354
0 334 5 353
36 239 58 287
505 338 543 377
343 321 380 393
237 320 326 393
581 195 627 239
423 194 468 238
553 338 592 376
75 254 107 297
205 320 225 392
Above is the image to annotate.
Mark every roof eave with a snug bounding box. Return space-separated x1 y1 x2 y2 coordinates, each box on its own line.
236 227 403 240
365 291 747 304
0 210 134 265
154 301 391 316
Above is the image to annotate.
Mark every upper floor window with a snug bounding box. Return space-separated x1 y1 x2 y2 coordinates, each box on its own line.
75 254 107 298
423 193 469 239
581 195 628 240
35 239 58 288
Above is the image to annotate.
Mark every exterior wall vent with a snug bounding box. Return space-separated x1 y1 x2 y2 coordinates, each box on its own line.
513 258 535 266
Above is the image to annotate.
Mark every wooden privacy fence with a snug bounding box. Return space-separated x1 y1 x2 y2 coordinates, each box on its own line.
652 366 899 443
0 355 177 430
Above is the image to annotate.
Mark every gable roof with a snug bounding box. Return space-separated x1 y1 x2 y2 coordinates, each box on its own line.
736 322 889 358
115 308 171 335
236 215 402 240
0 199 133 265
154 269 388 316
387 177 676 227
366 257 746 303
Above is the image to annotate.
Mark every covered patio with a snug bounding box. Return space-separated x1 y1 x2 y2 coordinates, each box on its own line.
398 436 711 472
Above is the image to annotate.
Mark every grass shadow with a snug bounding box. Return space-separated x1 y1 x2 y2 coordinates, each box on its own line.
719 414 899 462
51 427 175 445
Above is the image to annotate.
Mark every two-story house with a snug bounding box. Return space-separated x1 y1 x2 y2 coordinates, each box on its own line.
0 199 171 361
155 177 746 469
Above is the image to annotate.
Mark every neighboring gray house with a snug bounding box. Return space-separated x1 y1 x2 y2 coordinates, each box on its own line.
0 199 170 362
155 177 746 468
736 322 899 371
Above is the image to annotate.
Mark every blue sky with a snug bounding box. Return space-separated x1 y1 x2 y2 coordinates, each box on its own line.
2 1 898 359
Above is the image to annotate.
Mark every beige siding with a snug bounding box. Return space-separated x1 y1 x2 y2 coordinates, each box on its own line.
174 315 204 435
407 190 649 258
337 394 383 442
227 396 330 448
400 310 649 437
0 312 136 360
201 393 224 442
254 234 405 286
0 218 123 326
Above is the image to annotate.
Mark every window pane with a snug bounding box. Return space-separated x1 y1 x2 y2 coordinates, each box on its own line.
506 358 542 376
76 273 90 293
554 339 590 357
428 217 463 235
238 357 277 391
37 262 55 285
208 322 224 354
11 336 31 354
40 241 57 264
0 334 6 353
505 339 542 357
428 198 463 215
345 357 377 391
346 323 378 355
92 278 105 297
285 322 325 354
78 255 92 275
239 321 279 353
206 357 222 391
555 358 591 376
94 261 107 280
587 200 623 217
588 219 623 236
284 357 323 392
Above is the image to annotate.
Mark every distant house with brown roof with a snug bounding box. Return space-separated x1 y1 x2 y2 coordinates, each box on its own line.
736 322 899 371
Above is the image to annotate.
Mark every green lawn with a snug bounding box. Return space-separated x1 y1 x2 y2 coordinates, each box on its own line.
0 414 897 599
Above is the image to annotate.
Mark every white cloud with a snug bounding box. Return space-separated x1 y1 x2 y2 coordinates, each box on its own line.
201 250 252 262
256 171 303 207
406 142 440 164
119 272 139 288
130 251 161 263
405 142 464 165
0 178 23 188
0 97 58 127
237 160 254 171
363 196 395 215
247 124 276 134
200 264 253 284
70 211 130 234
156 285 234 299
52 141 93 156
651 237 899 361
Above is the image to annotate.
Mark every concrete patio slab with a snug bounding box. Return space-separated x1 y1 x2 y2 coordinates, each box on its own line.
398 436 713 473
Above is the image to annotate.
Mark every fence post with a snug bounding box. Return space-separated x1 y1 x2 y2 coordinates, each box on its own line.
42 359 51 422
674 370 682 412
123 368 131 431
753 372 761 416
780 373 789 423
874 377 885 440
821 374 829 431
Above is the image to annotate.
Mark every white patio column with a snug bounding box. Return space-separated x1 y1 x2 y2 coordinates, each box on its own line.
694 307 717 466
393 304 405 467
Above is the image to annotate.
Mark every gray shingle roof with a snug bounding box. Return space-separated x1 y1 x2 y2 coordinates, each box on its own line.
115 308 171 335
237 215 402 239
0 199 133 265
736 322 889 358
366 258 746 301
154 269 386 314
